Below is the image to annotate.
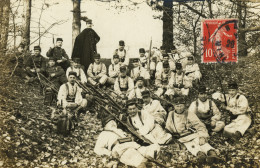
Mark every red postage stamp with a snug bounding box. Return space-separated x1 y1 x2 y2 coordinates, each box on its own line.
201 19 238 63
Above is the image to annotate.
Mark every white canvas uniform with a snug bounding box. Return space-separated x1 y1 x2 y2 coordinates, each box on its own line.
130 66 150 81
107 63 120 84
114 76 135 99
184 63 202 82
87 62 108 85
155 70 174 97
112 49 129 66
66 66 87 84
166 72 191 96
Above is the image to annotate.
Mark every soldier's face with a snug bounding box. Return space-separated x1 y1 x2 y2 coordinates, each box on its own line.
119 46 124 51
163 57 169 62
68 75 76 84
86 23 92 28
137 80 144 88
164 67 170 73
160 50 166 54
175 104 185 114
120 71 127 77
114 58 119 64
140 53 145 57
228 89 238 97
94 58 100 64
187 59 194 65
143 96 151 105
48 60 55 67
198 93 207 102
133 62 139 67
56 41 62 47
34 50 41 56
18 46 24 53
128 104 137 117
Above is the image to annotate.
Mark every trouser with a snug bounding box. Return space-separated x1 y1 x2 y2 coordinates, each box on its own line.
57 60 70 72
147 124 172 145
88 75 108 85
224 114 251 136
182 137 214 156
14 67 27 78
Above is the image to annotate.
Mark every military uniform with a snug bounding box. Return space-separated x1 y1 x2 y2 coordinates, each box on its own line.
130 58 150 81
184 56 202 84
46 62 67 88
87 54 108 86
66 59 87 84
156 59 175 74
94 120 160 167
10 45 27 78
107 54 121 84
134 77 148 100
112 40 129 66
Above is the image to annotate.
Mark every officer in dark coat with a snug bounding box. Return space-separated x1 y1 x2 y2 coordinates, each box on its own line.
71 19 100 72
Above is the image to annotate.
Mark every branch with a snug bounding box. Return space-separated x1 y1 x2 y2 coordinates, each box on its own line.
240 26 260 32
180 2 207 18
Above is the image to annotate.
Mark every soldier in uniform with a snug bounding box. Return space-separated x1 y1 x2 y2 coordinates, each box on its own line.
10 43 27 79
134 76 148 100
57 71 88 110
222 81 252 141
113 40 129 66
44 57 67 105
87 53 108 87
126 99 172 145
155 53 175 74
184 56 202 87
167 63 191 98
25 46 46 82
46 38 70 71
130 58 150 85
139 48 147 68
165 97 221 164
94 118 160 168
114 66 135 100
154 62 173 97
107 54 121 85
66 58 87 84
188 85 225 132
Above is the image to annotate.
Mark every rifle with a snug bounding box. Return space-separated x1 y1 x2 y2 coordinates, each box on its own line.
30 54 44 88
147 88 175 108
147 37 152 72
38 73 59 93
185 71 195 76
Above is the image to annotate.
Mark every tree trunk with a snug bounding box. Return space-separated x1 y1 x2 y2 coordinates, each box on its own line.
162 0 173 51
237 1 247 56
72 0 81 47
0 0 10 55
22 0 31 51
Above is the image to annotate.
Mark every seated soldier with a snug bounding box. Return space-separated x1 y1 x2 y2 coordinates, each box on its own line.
188 86 225 132
25 46 46 83
139 48 147 68
112 40 129 66
114 66 135 100
165 97 221 164
57 71 88 115
167 63 191 98
94 118 160 168
46 38 70 71
221 81 252 141
169 45 187 67
134 76 148 101
66 58 87 84
156 53 175 74
126 99 172 145
44 57 67 105
141 90 167 126
87 53 108 87
130 58 150 85
184 56 202 87
107 54 121 85
154 62 174 97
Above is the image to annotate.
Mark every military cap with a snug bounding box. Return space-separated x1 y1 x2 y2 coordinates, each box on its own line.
48 57 56 62
136 76 144 82
126 99 137 107
119 40 125 46
34 46 41 51
141 90 150 98
160 46 165 50
228 81 238 89
18 43 25 49
120 66 127 72
174 96 186 104
198 85 207 94
171 45 176 50
139 48 145 53
113 54 119 59
68 71 77 77
85 19 92 24
132 58 139 63
93 53 101 59
187 56 194 60
176 62 182 70
73 57 80 63
56 38 63 42
163 61 170 68
162 53 169 58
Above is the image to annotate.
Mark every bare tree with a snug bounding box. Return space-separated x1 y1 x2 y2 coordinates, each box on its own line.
0 0 11 55
72 0 81 46
21 0 31 51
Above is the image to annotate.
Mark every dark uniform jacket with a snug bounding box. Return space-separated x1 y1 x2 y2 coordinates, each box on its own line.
46 47 69 60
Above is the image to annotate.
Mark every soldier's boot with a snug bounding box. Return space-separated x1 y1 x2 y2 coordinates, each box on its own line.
206 149 222 164
44 88 53 106
197 151 207 164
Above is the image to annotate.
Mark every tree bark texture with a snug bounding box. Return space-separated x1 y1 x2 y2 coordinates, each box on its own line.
22 0 31 51
72 0 81 47
162 0 173 51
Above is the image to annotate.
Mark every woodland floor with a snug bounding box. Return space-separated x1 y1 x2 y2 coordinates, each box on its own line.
0 54 259 168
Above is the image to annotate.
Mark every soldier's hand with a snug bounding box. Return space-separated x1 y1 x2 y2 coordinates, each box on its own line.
57 59 63 63
50 73 55 77
36 68 41 73
199 137 206 145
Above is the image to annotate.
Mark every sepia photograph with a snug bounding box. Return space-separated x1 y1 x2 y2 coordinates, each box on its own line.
0 0 259 167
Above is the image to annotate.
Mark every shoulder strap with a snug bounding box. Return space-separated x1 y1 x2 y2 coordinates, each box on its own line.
209 99 212 111
65 83 69 95
112 64 114 71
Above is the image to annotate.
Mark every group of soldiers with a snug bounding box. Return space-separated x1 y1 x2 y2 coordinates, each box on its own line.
12 38 252 167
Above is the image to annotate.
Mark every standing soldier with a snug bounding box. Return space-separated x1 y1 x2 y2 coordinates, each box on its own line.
87 53 108 87
165 97 221 164
114 66 135 100
66 58 88 84
25 46 46 83
188 85 225 132
44 57 67 105
46 38 70 71
154 62 173 97
222 81 252 141
113 40 129 66
184 56 202 87
71 19 100 72
107 54 121 85
126 99 172 145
